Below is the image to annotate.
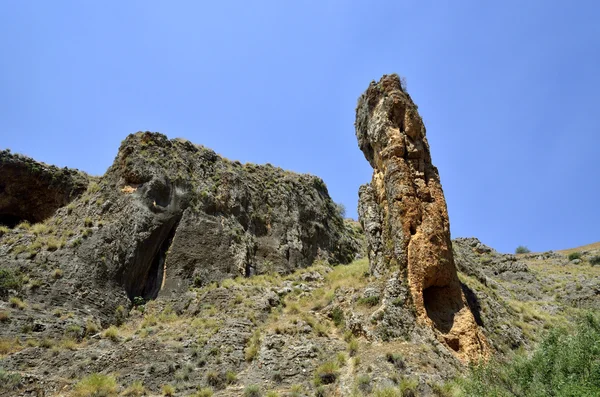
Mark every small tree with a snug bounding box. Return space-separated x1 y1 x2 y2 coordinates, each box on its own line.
335 202 346 219
515 245 530 254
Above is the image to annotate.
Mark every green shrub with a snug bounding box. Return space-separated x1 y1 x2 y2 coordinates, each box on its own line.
244 384 261 397
331 306 344 327
348 338 359 356
225 370 237 384
0 368 21 392
0 311 9 323
358 295 380 307
314 361 339 386
568 251 582 261
590 255 600 266
515 246 530 254
0 269 22 291
456 313 600 396
72 373 117 397
357 374 372 394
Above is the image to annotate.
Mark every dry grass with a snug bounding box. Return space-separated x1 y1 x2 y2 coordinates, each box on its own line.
71 373 117 397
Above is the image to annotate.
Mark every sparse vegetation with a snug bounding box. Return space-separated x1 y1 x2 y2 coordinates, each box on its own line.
121 380 145 396
162 384 175 396
590 255 600 266
456 313 600 396
103 326 119 341
0 269 22 291
358 295 380 307
568 251 582 261
72 373 117 397
314 361 339 386
515 245 530 254
245 330 261 361
0 368 21 392
0 226 9 237
9 296 26 310
244 384 261 397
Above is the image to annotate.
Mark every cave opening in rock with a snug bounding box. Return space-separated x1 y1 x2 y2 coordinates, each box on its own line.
422 285 463 334
0 214 27 228
124 219 180 302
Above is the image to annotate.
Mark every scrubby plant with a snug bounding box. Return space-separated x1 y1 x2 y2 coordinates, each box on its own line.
0 368 21 392
206 370 223 388
225 370 237 384
515 245 531 254
162 384 175 396
348 337 359 356
314 361 339 386
456 313 600 396
373 386 402 397
357 374 372 394
245 330 261 361
289 384 303 397
103 326 119 342
385 352 405 369
0 269 22 291
358 295 380 307
194 388 214 397
9 296 26 310
568 251 582 261
121 380 146 396
0 338 20 355
72 373 117 397
244 384 261 397
331 306 344 327
0 226 9 237
85 320 99 336
0 311 9 323
590 255 600 266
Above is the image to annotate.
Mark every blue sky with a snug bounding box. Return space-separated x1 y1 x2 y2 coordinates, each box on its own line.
1 1 599 253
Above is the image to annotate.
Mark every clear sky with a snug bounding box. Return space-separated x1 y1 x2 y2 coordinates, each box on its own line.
1 1 599 253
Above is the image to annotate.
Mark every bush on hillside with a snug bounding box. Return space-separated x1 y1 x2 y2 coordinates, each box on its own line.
515 246 530 254
456 313 600 396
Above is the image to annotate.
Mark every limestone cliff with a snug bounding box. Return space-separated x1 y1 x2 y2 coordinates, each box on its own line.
356 74 489 361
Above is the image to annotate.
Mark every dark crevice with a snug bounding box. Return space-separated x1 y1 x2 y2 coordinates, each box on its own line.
0 214 29 228
123 218 180 301
140 222 178 300
461 282 484 327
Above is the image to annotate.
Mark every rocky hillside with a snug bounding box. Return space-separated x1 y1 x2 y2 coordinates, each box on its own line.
0 76 598 397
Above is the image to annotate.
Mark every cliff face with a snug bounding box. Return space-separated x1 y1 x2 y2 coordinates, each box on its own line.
0 150 88 227
356 74 489 361
0 132 360 323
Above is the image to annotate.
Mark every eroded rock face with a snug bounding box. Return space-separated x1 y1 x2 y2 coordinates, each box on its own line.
0 132 360 326
356 74 489 361
0 150 88 226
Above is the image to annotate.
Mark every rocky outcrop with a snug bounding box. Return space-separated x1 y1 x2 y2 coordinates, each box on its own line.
356 74 489 361
0 132 360 326
0 150 88 226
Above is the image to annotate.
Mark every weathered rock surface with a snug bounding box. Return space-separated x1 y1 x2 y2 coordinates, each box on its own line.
0 132 360 328
356 74 489 361
0 150 88 226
